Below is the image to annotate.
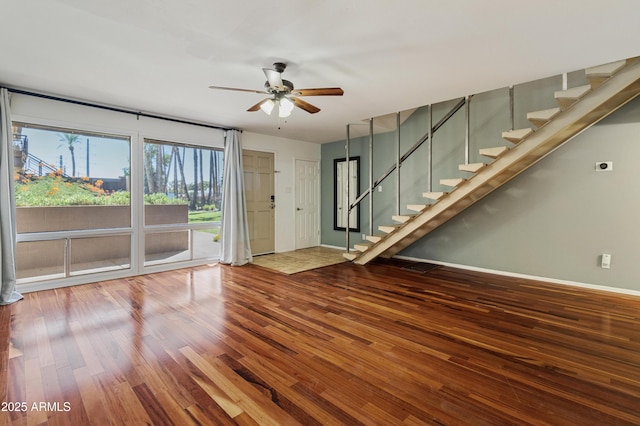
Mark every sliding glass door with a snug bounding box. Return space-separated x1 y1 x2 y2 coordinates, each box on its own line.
142 139 223 267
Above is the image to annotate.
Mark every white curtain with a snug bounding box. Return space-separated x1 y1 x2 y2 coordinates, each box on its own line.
0 89 23 304
219 130 252 265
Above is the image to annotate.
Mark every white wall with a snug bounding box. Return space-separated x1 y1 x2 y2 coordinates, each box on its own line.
242 131 321 252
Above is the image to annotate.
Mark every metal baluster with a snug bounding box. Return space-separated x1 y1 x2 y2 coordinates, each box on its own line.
464 96 471 165
369 118 374 236
509 85 515 131
427 104 432 192
345 124 351 253
396 112 401 215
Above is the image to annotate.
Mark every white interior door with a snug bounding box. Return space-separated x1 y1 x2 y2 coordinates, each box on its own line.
295 159 319 249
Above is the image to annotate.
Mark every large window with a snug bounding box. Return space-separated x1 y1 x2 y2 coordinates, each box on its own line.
12 123 224 286
143 139 223 266
13 123 131 281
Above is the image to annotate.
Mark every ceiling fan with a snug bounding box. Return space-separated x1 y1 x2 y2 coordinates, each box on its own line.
209 62 343 118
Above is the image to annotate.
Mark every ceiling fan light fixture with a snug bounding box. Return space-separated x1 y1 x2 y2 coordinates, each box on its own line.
260 99 275 115
279 97 294 117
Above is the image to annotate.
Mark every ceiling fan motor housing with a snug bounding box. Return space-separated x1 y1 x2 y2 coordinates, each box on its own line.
273 62 287 73
264 79 294 94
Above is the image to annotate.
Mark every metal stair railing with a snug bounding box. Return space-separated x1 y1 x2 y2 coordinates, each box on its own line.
344 96 470 254
23 152 70 178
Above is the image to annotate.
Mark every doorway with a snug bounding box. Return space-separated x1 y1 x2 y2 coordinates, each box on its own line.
243 150 275 255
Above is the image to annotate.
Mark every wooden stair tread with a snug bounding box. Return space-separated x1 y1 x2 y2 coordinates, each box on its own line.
366 234 384 243
480 146 509 159
586 60 626 79
407 204 428 212
354 242 373 252
458 163 486 173
422 192 447 200
586 61 627 88
527 107 561 128
343 252 357 261
440 178 466 187
555 85 591 109
392 214 416 223
379 224 401 234
502 128 533 143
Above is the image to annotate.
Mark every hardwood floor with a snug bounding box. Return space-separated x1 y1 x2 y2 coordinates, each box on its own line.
1 259 639 425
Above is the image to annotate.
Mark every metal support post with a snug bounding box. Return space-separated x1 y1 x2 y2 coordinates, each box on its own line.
509 85 515 131
464 96 470 165
345 124 351 253
369 118 374 236
396 112 401 215
427 104 433 192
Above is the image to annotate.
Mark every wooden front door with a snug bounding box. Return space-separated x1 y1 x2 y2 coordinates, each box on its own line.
243 150 275 255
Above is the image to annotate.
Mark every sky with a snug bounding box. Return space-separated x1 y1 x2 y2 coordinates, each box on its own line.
21 127 129 179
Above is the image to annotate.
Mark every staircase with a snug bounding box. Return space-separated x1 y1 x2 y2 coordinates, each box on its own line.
22 152 71 178
345 58 640 265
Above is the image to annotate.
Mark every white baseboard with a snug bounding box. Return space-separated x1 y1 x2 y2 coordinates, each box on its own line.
393 255 640 298
320 244 346 251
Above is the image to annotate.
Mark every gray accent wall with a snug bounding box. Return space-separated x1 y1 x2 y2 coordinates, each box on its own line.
321 74 640 292
401 97 640 291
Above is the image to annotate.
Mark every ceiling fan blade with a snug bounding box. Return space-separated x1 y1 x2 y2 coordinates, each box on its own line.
263 68 284 91
209 85 268 94
294 88 344 96
247 98 273 112
292 97 321 114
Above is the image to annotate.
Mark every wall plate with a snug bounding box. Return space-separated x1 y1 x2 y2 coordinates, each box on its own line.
595 161 613 171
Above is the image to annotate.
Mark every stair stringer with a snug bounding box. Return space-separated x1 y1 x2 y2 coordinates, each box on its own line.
351 57 640 265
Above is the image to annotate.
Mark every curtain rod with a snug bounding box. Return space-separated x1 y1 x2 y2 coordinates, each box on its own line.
2 86 239 132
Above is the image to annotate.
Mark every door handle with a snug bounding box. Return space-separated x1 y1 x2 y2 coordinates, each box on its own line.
296 207 303 211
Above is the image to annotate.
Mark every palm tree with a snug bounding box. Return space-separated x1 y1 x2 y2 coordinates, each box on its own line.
175 147 190 204
57 133 81 176
144 144 158 194
207 151 214 205
191 149 199 210
199 149 205 208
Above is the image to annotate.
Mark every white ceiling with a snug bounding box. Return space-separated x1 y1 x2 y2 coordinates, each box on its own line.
1 0 639 143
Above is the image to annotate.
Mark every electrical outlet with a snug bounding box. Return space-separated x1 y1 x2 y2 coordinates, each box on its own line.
595 161 613 171
378 186 383 192
601 253 611 269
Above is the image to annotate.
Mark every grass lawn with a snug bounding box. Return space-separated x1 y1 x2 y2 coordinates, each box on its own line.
188 210 221 223
189 210 222 238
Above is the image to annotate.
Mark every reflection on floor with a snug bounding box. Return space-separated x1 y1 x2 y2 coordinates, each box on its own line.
251 246 346 274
